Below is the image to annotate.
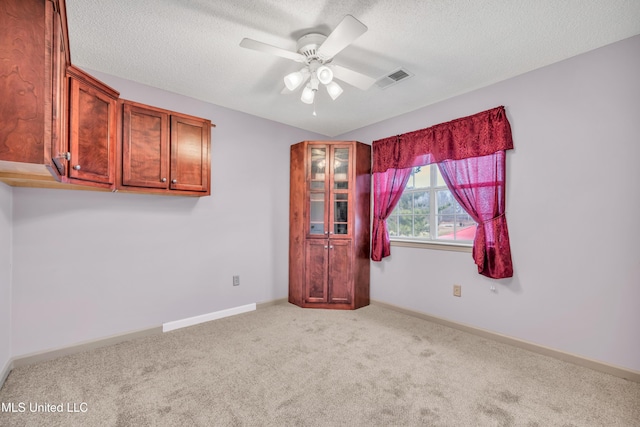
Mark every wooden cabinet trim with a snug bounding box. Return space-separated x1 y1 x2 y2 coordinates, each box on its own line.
66 65 119 99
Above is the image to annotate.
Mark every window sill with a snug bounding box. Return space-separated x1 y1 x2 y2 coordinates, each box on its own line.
390 239 472 253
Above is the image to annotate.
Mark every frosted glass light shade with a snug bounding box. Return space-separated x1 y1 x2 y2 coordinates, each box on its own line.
284 71 304 91
316 66 333 85
301 86 316 104
326 81 343 100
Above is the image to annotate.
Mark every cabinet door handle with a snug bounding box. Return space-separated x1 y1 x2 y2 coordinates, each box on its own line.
324 245 328 249
73 164 81 170
161 177 167 182
57 152 71 161
329 246 334 249
171 179 177 184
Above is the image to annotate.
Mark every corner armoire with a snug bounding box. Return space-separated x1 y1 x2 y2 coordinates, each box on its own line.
289 141 371 310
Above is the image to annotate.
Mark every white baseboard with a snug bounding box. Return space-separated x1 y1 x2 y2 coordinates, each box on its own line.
12 326 162 370
2 326 162 389
371 300 640 383
2 301 272 383
1 358 12 390
257 298 287 309
162 303 256 333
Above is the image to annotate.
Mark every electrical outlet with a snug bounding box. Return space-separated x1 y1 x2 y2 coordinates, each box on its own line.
453 284 461 297
233 275 240 286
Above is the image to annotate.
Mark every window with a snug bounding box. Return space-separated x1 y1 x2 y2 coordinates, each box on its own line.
386 165 476 244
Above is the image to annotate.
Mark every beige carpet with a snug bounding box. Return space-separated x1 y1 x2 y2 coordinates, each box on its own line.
1 303 638 426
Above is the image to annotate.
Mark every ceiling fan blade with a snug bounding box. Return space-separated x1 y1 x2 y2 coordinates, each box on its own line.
240 38 306 62
316 15 367 60
331 64 376 91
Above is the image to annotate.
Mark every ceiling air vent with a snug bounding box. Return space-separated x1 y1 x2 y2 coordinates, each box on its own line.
376 68 413 89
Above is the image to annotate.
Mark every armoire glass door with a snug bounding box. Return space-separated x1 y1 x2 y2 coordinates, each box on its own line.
307 145 352 238
308 147 327 236
330 146 351 237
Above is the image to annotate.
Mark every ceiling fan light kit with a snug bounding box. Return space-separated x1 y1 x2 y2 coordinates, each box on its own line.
301 73 320 104
296 60 340 104
326 81 343 100
240 15 377 109
316 65 333 85
284 68 309 91
301 85 316 104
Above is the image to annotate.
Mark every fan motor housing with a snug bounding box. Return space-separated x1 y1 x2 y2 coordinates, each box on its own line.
296 33 327 60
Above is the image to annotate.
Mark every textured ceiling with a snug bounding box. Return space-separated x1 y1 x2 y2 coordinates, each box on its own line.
64 0 640 137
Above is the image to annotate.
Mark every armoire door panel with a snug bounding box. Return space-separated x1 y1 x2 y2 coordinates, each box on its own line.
328 144 353 239
305 240 328 303
328 240 353 304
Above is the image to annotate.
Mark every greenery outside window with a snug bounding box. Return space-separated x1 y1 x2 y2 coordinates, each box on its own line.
386 165 476 245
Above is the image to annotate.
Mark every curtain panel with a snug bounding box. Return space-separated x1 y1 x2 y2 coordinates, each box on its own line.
371 165 413 261
438 153 513 279
371 106 514 279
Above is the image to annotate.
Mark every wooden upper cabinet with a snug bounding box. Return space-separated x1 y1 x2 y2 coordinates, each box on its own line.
65 66 118 188
0 0 67 167
119 100 211 196
0 0 211 195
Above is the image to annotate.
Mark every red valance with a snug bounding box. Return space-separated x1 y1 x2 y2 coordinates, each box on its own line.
372 106 513 173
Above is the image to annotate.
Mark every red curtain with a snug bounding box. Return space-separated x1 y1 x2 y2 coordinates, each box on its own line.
438 153 513 278
371 164 413 261
371 106 514 279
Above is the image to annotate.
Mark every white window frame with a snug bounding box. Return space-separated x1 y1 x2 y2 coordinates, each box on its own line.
386 165 475 252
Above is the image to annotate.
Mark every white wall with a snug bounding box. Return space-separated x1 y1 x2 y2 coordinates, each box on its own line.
10 71 325 357
0 184 11 373
338 35 640 372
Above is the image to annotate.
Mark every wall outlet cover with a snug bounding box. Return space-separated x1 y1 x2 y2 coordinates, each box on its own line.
453 284 462 297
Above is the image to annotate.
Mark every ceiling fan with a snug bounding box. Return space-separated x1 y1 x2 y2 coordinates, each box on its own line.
240 15 376 105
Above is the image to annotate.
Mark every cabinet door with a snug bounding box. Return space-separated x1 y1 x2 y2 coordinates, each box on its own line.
49 7 68 176
0 0 47 164
122 103 169 188
328 239 353 304
170 115 209 192
307 145 329 237
306 144 353 239
68 77 116 185
305 240 329 303
329 145 353 238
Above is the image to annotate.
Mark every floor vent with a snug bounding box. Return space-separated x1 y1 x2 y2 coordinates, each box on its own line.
376 68 413 89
